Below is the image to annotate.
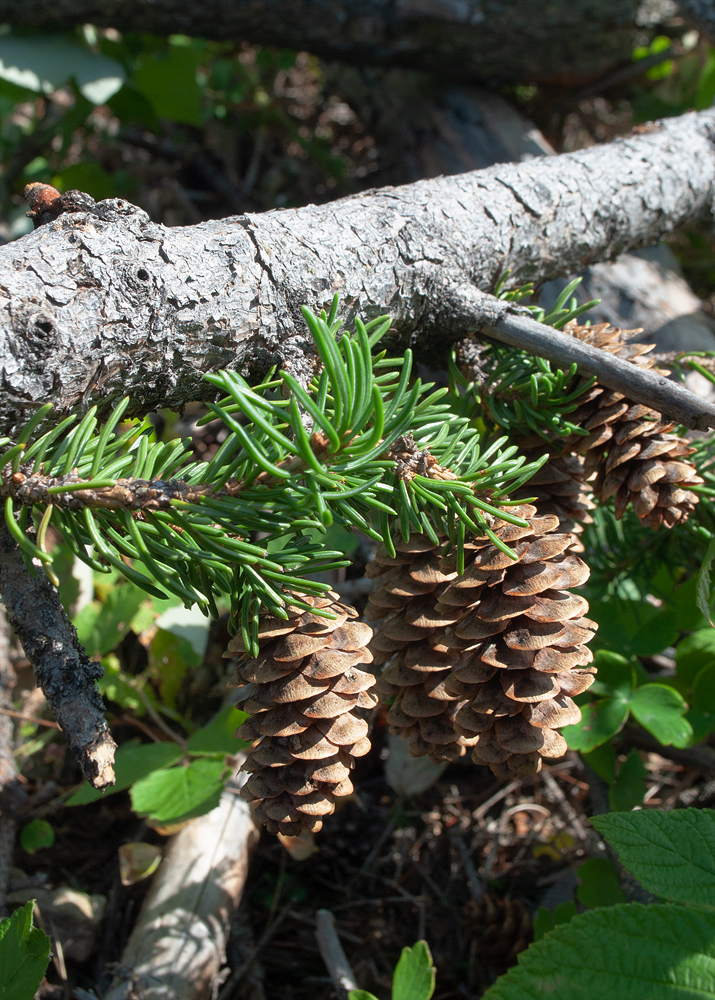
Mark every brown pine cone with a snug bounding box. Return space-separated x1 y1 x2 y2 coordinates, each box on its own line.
226 593 377 836
563 322 703 529
367 504 596 773
463 894 533 972
511 436 593 547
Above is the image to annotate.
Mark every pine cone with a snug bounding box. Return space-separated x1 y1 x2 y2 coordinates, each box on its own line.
226 593 378 836
463 894 533 972
512 436 593 547
367 504 596 773
563 322 703 529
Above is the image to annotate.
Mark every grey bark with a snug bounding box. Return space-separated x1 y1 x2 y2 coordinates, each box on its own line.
0 524 116 788
0 1 668 86
2 109 715 438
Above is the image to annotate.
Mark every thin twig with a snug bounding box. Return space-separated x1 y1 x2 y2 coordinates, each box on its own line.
315 909 359 1000
443 284 715 431
0 524 115 788
541 769 588 841
0 705 59 729
450 828 484 902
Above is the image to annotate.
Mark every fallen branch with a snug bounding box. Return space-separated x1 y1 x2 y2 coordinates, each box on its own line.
443 285 715 430
0 524 115 789
2 109 715 435
104 766 259 1000
315 909 359 1000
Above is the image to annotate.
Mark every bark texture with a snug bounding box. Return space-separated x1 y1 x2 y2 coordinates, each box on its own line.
0 525 116 788
0 1 664 86
2 109 715 437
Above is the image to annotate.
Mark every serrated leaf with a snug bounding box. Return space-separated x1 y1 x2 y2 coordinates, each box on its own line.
148 628 196 709
186 705 249 756
533 901 576 942
590 598 678 657
67 740 182 805
562 698 629 752
591 808 715 905
629 683 692 748
483 904 715 1000
392 941 435 1000
576 857 626 908
697 537 715 626
0 35 124 103
130 757 227 825
0 900 51 1000
608 749 646 812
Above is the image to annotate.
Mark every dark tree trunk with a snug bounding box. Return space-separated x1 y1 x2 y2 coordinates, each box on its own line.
0 0 675 85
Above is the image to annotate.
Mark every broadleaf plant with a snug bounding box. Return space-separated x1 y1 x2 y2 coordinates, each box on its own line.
0 900 52 1000
482 808 715 1000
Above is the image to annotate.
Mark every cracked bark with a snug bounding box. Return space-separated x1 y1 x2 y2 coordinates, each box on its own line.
0 0 670 86
2 109 715 437
0 524 116 789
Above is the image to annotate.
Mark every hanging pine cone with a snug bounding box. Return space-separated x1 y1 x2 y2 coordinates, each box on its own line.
367 504 596 774
226 593 378 836
562 322 703 529
511 435 593 548
463 894 533 972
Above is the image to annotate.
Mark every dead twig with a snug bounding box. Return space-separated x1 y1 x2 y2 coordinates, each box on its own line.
443 284 715 431
315 909 359 1000
0 525 115 789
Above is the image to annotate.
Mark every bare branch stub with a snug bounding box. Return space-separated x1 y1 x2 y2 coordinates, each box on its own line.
0 525 115 789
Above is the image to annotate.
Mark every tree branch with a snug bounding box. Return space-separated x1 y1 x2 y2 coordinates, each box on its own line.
2 109 715 437
0 525 115 788
443 285 715 430
0 0 653 85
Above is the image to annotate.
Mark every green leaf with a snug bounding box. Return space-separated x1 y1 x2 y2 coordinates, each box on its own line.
562 698 629 753
348 993 379 1000
67 740 182 805
591 808 715 905
154 604 210 660
482 904 715 1000
697 537 715 625
148 628 197 709
629 683 693 748
74 583 148 658
133 44 203 125
588 651 634 699
590 598 678 657
576 858 626 908
0 35 124 103
693 663 715 715
130 757 227 825
392 941 435 1000
608 749 647 812
580 741 616 783
676 628 715 690
533 902 577 942
19 820 55 855
52 162 116 201
186 705 249 756
0 900 52 1000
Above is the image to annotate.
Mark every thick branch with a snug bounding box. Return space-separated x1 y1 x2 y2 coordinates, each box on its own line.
0 1 653 85
0 525 115 788
2 109 715 436
444 285 715 431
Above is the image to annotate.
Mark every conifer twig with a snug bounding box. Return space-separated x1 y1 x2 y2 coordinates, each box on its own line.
442 284 715 431
0 525 115 789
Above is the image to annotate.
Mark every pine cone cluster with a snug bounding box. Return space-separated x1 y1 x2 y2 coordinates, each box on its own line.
227 593 377 835
367 503 596 777
463 894 533 972
563 322 702 528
